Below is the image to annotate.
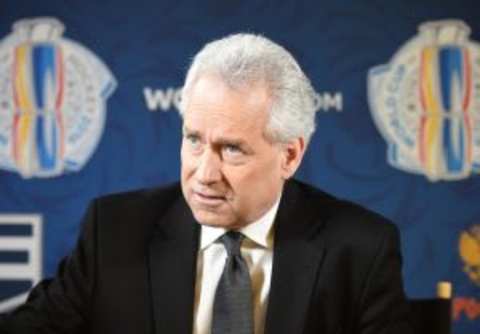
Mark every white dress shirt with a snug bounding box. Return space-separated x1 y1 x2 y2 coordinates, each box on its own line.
193 198 280 334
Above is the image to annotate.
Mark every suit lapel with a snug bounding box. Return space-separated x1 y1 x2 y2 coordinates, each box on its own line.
146 180 328 334
148 196 199 334
265 181 327 334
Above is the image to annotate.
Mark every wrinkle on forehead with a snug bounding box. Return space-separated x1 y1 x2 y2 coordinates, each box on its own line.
183 74 273 140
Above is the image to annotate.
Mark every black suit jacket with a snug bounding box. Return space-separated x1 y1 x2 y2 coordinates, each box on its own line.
2 180 412 334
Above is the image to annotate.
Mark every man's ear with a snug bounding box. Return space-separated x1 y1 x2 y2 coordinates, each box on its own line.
280 137 306 180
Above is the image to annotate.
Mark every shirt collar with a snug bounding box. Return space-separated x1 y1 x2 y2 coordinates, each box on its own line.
200 195 281 250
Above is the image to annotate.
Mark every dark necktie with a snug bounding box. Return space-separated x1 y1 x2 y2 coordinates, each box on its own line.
212 231 254 334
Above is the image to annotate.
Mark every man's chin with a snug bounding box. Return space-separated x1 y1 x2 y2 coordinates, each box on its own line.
191 209 238 229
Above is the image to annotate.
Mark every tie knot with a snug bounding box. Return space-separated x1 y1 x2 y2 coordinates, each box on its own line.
219 231 244 256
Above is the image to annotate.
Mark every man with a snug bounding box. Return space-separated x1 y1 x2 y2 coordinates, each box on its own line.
2 34 412 334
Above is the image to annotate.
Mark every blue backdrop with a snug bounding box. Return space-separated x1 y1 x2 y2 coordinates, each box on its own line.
0 1 479 333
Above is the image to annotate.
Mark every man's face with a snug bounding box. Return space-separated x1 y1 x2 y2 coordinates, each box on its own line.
181 74 288 229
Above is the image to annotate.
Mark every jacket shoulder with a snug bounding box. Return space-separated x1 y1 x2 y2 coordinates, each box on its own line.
95 182 182 211
87 182 184 232
290 179 398 242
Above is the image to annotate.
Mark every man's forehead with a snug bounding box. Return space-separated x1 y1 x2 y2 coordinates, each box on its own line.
188 74 271 108
183 126 247 144
182 74 273 140
182 100 269 133
182 123 252 142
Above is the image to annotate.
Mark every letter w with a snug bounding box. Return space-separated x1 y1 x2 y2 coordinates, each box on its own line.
144 87 176 111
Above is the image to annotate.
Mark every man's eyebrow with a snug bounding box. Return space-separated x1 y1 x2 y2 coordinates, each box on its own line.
182 126 199 136
182 126 251 150
215 137 245 146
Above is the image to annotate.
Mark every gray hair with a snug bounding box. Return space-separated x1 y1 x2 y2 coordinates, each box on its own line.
180 33 316 144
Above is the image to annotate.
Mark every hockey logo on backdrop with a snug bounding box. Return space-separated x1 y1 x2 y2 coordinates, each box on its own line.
459 223 480 287
368 20 480 181
0 17 117 178
0 215 42 313
454 223 480 322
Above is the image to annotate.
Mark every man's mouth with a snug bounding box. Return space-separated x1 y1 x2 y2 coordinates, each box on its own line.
193 191 227 206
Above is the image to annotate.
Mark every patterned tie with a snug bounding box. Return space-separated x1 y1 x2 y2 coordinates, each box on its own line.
212 231 254 334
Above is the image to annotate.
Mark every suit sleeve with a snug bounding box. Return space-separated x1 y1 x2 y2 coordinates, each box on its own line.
357 225 413 334
1 201 98 334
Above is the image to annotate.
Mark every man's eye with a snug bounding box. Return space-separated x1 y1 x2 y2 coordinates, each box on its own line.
223 145 242 155
185 134 201 149
186 135 199 144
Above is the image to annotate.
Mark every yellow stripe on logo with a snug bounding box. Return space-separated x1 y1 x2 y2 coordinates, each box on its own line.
14 45 34 112
421 47 443 178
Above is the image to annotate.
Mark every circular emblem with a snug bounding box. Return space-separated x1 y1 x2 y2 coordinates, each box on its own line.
0 17 116 178
369 20 480 181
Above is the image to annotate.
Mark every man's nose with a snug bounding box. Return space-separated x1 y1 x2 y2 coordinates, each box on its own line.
195 149 222 184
